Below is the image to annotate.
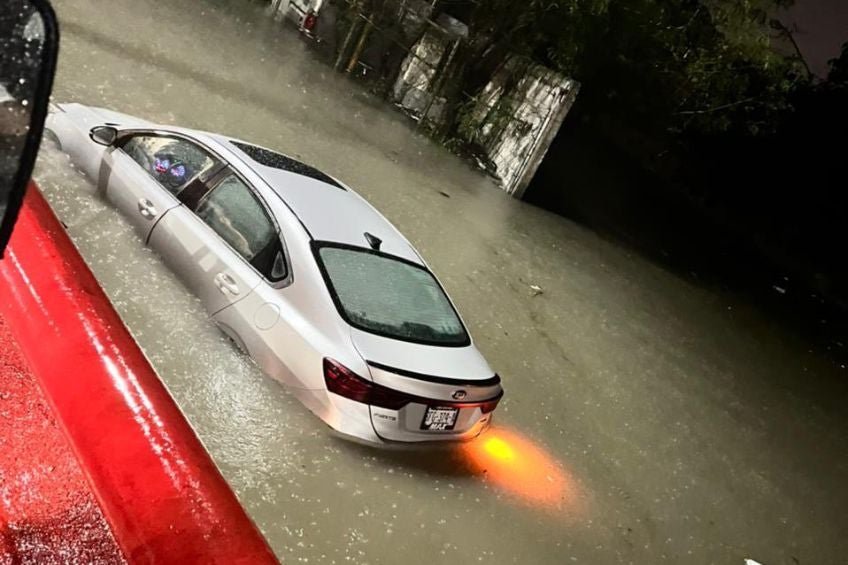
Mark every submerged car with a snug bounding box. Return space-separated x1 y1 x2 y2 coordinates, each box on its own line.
45 104 503 444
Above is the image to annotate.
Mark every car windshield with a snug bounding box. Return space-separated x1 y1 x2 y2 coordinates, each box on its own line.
317 245 468 345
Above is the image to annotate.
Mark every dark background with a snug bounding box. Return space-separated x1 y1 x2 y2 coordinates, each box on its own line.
524 1 848 361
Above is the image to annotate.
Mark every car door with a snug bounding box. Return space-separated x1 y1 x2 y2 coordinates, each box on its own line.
148 168 288 315
104 132 220 242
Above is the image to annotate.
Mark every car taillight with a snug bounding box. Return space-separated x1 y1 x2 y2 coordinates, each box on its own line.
323 358 504 413
323 358 372 403
302 12 317 31
479 396 500 414
323 358 408 410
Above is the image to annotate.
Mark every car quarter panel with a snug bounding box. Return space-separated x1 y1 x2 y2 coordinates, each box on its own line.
211 233 365 392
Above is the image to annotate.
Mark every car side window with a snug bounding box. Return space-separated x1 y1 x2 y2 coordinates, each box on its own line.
120 134 219 196
195 174 288 281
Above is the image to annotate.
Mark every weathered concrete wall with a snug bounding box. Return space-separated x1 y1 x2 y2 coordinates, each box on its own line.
270 1 578 198
391 31 449 123
462 58 579 197
393 39 579 197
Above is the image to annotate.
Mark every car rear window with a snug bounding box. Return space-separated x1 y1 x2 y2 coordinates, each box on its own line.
317 245 469 346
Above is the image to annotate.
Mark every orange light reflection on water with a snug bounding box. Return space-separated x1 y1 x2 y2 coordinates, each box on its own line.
458 427 578 512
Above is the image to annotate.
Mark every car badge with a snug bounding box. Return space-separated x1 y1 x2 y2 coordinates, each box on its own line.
451 390 467 400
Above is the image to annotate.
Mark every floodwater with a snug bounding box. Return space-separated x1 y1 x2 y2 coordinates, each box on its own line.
35 0 848 563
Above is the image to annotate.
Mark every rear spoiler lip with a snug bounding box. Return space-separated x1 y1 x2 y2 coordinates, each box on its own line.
367 361 501 388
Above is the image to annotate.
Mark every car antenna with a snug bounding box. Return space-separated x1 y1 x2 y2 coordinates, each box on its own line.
364 232 382 251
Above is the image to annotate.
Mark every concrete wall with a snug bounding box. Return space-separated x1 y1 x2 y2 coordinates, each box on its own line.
462 58 579 198
392 36 579 197
391 31 450 123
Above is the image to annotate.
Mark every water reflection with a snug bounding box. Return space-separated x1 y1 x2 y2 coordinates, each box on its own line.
458 426 578 511
337 424 581 514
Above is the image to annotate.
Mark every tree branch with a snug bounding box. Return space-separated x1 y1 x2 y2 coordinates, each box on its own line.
675 96 759 115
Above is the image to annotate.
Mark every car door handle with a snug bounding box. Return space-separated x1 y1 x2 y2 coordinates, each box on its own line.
214 272 240 296
137 198 157 219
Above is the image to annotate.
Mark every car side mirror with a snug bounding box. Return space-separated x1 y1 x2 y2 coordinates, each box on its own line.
0 0 59 255
89 125 118 146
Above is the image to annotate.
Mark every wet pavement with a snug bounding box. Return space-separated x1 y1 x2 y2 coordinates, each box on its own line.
0 314 124 563
34 0 848 563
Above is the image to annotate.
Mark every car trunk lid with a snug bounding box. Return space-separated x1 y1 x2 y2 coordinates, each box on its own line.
349 328 503 441
349 327 496 388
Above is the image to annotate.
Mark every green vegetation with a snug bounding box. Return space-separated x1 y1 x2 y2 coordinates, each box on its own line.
433 0 807 139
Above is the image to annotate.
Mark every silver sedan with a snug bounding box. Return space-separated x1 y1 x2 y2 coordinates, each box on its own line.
46 104 503 444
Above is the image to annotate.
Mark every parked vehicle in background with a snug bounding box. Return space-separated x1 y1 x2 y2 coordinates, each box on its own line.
272 0 322 33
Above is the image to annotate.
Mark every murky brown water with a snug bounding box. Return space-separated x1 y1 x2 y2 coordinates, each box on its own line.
35 0 848 562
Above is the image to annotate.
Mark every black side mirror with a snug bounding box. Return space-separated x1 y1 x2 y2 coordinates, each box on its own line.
89 125 118 146
0 0 59 255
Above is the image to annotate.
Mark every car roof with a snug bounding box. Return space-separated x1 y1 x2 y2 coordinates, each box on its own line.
213 135 424 265
64 106 423 266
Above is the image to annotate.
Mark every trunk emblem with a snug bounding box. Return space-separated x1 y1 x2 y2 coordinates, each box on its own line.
451 390 467 400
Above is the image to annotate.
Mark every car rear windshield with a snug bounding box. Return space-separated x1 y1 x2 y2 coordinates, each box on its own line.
317 245 469 346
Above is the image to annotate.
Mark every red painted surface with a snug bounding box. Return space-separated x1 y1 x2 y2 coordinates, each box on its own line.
0 312 124 563
0 185 278 564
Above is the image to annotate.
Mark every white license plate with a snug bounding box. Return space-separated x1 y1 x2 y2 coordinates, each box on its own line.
421 406 459 431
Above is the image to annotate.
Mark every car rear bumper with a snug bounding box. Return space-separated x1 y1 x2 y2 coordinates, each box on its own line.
369 402 496 443
296 385 498 446
330 409 493 447
363 362 503 442
289 360 503 445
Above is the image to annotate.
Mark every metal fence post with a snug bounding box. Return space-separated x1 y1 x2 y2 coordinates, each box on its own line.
345 16 374 73
335 21 358 69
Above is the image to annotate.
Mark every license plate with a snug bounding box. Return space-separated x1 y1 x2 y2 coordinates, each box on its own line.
420 406 459 431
